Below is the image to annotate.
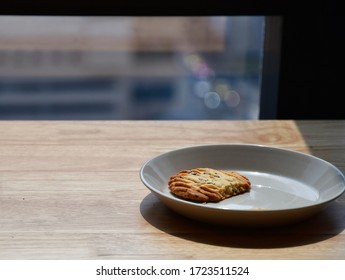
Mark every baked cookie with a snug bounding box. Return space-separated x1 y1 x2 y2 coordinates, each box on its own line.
168 167 250 202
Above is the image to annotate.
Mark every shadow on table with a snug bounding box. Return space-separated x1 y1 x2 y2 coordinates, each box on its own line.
140 193 345 249
294 120 345 173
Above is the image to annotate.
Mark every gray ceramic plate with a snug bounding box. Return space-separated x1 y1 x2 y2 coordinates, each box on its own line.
140 144 345 227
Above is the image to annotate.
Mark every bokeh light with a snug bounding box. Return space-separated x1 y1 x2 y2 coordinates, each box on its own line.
204 91 221 109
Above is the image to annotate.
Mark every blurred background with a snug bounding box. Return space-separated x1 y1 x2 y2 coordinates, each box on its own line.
0 16 265 120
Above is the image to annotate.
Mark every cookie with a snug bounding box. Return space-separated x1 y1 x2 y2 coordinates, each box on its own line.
168 167 251 202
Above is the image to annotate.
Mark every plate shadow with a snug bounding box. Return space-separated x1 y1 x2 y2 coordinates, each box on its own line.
140 193 345 249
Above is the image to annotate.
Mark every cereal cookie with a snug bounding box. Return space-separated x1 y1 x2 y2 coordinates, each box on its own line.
168 167 251 202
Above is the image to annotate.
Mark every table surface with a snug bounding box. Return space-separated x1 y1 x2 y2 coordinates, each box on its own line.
0 120 345 260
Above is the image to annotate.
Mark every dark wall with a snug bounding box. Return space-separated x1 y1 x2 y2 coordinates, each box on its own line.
277 1 344 119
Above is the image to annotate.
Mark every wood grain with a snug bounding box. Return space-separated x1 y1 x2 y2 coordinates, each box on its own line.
0 120 344 259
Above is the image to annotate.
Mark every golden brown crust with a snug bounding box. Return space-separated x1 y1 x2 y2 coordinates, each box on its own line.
168 167 251 202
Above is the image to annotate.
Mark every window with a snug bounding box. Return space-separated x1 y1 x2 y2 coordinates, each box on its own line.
0 16 266 120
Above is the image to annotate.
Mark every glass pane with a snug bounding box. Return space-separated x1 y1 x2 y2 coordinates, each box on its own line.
0 16 265 120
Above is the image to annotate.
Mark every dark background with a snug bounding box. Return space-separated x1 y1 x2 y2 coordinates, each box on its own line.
1 0 343 119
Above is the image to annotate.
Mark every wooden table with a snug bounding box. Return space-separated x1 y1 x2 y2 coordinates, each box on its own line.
0 120 344 259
